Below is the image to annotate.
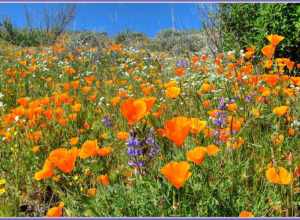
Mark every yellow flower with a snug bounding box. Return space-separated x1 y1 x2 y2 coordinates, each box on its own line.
272 106 288 117
266 166 292 185
165 86 180 99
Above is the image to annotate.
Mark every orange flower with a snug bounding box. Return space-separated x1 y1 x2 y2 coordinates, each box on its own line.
97 174 110 186
79 140 99 159
160 161 192 189
121 98 155 125
64 66 76 76
141 97 156 112
266 34 284 46
186 147 206 165
190 118 207 134
263 74 279 87
227 103 237 112
165 86 180 99
175 67 185 77
272 106 288 117
71 103 81 113
117 131 129 141
198 83 213 95
206 144 220 156
163 117 190 146
97 147 112 157
46 202 64 217
34 159 54 181
87 188 97 197
48 147 78 173
261 44 275 59
111 96 121 106
244 47 255 59
70 137 79 146
266 166 292 185
239 211 254 217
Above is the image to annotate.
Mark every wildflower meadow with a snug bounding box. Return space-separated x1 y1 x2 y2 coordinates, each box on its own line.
0 16 300 217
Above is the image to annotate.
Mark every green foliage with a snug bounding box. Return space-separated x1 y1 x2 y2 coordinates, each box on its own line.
220 3 300 62
0 19 56 47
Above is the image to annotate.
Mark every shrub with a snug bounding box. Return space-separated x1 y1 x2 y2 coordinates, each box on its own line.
219 3 300 62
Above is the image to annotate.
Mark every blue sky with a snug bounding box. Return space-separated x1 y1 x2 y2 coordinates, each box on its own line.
0 3 205 37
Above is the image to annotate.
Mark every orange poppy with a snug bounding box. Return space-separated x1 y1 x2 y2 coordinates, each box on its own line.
120 98 154 125
79 140 99 159
227 103 237 112
117 131 129 141
97 147 112 157
261 44 275 59
266 34 284 46
239 211 254 217
175 67 185 77
160 161 192 189
266 166 292 185
70 137 79 146
97 174 110 186
190 118 207 134
186 147 206 165
166 86 180 99
206 144 220 156
272 106 288 117
46 202 64 217
163 117 191 146
48 147 78 173
34 159 54 181
263 74 279 87
87 188 97 197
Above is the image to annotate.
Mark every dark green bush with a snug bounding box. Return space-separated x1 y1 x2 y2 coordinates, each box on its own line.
219 3 300 62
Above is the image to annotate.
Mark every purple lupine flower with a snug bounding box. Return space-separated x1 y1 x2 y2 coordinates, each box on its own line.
127 136 140 147
245 95 252 102
127 147 144 156
145 135 155 145
148 143 160 158
102 115 112 128
128 161 145 167
176 59 189 68
213 111 227 128
218 97 226 110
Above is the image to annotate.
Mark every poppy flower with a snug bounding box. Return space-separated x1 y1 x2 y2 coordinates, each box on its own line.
163 117 191 146
111 96 121 106
48 147 78 173
79 140 99 159
261 44 275 59
160 161 192 189
70 137 79 146
190 118 207 134
117 131 129 141
266 34 284 46
97 147 112 157
46 202 64 217
34 159 54 181
87 188 97 197
97 174 110 186
120 98 147 125
186 147 206 165
239 211 254 217
263 74 279 87
175 67 185 77
272 106 288 117
206 144 220 156
140 97 156 112
266 166 292 185
227 103 237 112
166 86 180 99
